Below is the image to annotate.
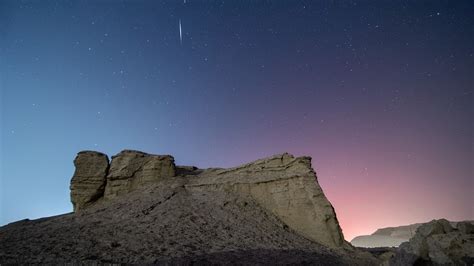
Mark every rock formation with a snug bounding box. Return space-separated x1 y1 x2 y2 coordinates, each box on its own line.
0 150 379 264
69 150 345 249
70 151 109 211
104 150 176 200
187 153 346 248
390 219 474 265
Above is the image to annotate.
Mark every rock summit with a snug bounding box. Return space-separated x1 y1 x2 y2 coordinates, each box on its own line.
70 150 345 248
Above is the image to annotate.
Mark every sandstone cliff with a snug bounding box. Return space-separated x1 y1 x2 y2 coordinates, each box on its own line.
0 150 378 264
104 150 176 200
188 153 346 248
70 151 109 211
70 150 345 249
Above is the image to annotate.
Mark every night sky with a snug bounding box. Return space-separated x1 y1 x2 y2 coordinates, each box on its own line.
1 1 473 240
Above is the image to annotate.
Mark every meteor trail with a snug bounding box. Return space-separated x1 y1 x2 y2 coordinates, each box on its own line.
179 19 182 44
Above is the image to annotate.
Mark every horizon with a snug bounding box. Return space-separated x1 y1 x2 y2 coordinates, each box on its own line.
0 147 472 241
1 0 473 242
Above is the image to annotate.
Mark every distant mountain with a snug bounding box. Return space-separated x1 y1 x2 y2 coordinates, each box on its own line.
351 220 472 248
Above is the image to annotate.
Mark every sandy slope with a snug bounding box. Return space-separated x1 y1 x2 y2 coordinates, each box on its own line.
0 178 376 264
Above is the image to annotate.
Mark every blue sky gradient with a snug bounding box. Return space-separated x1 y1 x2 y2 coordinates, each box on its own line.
1 0 472 239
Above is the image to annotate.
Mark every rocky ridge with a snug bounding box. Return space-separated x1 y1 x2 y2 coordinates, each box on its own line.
351 220 470 248
351 224 419 248
0 150 374 264
70 150 346 249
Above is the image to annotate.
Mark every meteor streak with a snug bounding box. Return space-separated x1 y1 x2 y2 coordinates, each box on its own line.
179 19 182 44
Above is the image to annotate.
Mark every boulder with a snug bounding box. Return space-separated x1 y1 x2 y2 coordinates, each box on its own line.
69 151 109 211
390 219 474 265
457 221 474 234
104 150 176 200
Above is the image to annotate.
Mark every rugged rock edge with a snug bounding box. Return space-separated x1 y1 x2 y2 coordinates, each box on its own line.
70 150 347 249
389 219 474 265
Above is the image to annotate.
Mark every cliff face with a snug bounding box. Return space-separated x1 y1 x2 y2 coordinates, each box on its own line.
104 150 176 200
70 150 345 249
190 153 345 248
70 151 109 211
0 150 381 265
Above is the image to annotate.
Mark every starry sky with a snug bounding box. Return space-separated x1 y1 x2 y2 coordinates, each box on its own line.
1 1 473 241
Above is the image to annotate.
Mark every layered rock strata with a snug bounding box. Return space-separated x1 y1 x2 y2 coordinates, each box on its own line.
70 151 109 211
104 150 176 200
69 150 345 248
188 153 345 248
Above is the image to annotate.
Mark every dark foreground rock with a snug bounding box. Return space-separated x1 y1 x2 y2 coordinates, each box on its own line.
157 249 354 265
0 150 377 265
390 219 474 266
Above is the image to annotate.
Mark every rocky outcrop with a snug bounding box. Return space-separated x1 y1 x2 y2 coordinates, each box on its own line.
104 150 176 200
390 219 474 265
0 150 381 264
70 151 109 211
187 153 346 248
68 150 345 249
0 180 377 265
70 150 176 210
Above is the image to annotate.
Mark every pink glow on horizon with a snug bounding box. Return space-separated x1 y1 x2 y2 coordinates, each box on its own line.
220 123 473 241
315 153 473 241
